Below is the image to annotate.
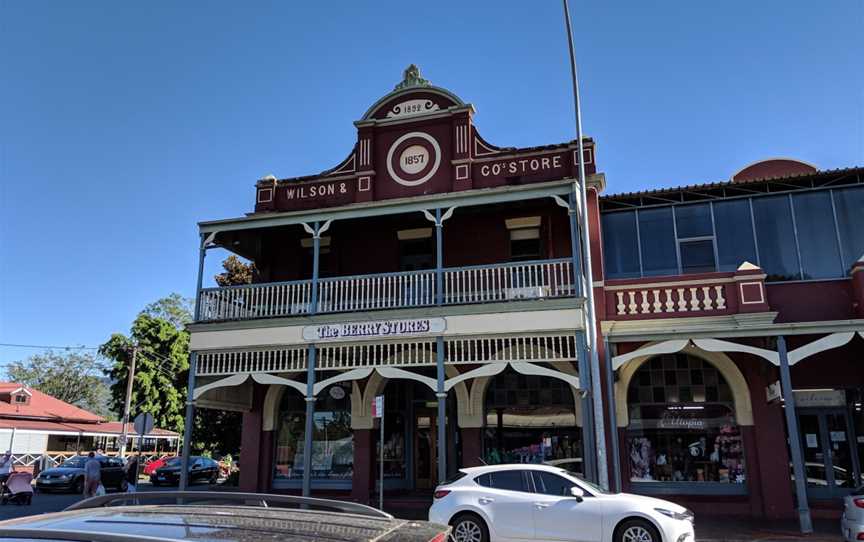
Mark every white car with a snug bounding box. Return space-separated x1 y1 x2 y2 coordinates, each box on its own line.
841 487 864 541
429 464 694 542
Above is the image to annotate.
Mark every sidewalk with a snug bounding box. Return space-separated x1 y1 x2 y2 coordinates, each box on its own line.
696 517 840 541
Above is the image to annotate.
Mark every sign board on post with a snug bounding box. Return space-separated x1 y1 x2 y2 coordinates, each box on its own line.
133 413 155 436
766 381 782 403
374 395 385 511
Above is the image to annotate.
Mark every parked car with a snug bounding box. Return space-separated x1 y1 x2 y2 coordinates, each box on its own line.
150 456 219 486
0 491 451 542
143 454 174 476
842 486 864 542
35 455 127 493
429 464 694 542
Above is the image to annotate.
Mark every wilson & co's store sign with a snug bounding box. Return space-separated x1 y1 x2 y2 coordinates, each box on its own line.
303 318 446 342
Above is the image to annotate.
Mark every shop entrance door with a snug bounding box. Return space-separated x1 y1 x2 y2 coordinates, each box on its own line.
414 411 437 490
797 409 861 500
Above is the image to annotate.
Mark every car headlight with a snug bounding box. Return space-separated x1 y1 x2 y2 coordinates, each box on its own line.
57 474 70 480
655 508 694 522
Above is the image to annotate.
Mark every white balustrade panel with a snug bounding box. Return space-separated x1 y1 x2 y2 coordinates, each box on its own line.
443 260 573 305
614 283 727 316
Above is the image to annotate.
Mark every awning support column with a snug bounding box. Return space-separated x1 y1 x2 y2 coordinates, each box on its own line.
436 336 446 484
604 339 622 492
778 335 813 534
576 331 597 482
302 344 317 497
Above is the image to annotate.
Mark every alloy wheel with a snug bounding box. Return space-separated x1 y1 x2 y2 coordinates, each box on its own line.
622 525 655 542
452 519 483 542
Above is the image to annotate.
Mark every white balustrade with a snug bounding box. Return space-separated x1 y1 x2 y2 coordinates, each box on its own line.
197 259 575 322
613 283 728 316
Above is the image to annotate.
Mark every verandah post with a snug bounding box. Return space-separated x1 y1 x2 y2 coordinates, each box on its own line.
778 335 813 534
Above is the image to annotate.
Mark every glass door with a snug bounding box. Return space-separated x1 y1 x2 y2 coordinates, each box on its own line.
414 412 437 490
797 409 861 500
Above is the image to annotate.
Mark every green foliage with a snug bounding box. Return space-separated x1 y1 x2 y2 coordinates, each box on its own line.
100 314 189 435
6 351 114 419
141 293 193 330
214 255 256 287
100 294 242 457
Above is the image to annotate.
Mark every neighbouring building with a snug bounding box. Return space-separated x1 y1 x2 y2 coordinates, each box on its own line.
0 382 179 467
186 66 864 520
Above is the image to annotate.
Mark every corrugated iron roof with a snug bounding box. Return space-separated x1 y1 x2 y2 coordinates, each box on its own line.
601 166 864 201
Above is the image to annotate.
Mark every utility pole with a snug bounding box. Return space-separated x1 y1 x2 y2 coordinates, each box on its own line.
119 345 137 458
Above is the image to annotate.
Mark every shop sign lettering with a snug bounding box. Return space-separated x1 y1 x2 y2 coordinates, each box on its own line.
284 181 349 201
303 317 446 342
792 389 846 408
479 154 564 177
658 411 705 430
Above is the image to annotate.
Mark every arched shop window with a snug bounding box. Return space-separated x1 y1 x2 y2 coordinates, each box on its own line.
626 354 745 485
273 381 353 484
483 367 583 474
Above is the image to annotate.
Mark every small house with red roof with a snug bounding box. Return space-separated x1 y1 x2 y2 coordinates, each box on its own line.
0 383 178 466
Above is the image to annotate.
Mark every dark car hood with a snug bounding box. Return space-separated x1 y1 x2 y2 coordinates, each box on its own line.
39 467 83 476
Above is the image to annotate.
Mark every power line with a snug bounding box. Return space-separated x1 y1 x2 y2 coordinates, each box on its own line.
0 343 100 350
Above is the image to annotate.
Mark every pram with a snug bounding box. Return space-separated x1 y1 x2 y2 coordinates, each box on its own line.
0 472 33 505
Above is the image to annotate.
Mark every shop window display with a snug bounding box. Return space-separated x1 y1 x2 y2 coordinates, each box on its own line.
483 368 583 474
626 354 745 484
274 382 353 482
376 382 408 480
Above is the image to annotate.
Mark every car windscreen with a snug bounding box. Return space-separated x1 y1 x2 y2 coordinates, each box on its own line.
60 457 87 468
164 457 183 467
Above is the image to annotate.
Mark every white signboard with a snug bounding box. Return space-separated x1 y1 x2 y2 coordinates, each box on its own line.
793 390 846 408
765 381 782 403
303 317 445 342
372 395 385 419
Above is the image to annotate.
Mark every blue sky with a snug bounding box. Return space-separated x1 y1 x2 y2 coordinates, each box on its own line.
1 1 861 364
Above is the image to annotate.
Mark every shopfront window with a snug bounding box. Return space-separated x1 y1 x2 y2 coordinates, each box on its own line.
626 354 746 486
274 382 353 483
483 367 583 474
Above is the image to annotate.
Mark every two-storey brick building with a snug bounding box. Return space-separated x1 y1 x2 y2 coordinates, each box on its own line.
185 67 864 521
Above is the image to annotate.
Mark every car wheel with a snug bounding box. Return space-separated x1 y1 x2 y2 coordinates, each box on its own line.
74 478 84 494
615 519 661 542
450 513 488 542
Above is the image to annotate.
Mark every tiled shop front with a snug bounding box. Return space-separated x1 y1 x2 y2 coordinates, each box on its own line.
186 67 864 520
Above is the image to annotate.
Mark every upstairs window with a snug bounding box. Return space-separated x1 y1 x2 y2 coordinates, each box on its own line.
675 204 717 274
397 228 434 271
506 217 543 262
13 394 28 405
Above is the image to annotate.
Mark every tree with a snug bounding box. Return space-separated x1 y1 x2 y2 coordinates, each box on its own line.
141 293 193 329
214 255 256 287
100 314 189 436
6 351 115 419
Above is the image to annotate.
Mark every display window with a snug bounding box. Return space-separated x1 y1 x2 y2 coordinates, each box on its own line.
626 354 746 485
483 367 583 474
274 381 353 483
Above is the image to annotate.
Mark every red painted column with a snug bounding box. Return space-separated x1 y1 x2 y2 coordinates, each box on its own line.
738 358 795 519
239 384 266 492
851 258 864 318
460 428 483 468
351 429 373 504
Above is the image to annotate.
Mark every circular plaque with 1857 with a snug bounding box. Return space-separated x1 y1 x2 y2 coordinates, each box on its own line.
386 131 441 187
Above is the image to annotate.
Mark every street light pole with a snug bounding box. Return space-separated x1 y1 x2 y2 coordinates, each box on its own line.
119 345 138 458
562 0 609 489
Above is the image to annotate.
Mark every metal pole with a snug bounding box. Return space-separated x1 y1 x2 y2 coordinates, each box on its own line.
379 410 385 510
119 346 137 458
435 208 444 306
193 233 207 321
179 351 197 490
562 0 608 490
604 340 622 492
778 335 813 533
436 336 446 484
575 332 596 482
310 222 321 315
302 344 317 497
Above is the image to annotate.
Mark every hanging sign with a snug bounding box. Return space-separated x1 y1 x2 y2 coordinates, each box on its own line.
303 317 445 342
793 390 846 408
765 381 782 403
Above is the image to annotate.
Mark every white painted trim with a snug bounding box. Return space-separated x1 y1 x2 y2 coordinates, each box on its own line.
510 361 581 390
313 368 374 396
692 338 779 365
375 366 438 391
444 363 507 392
787 332 856 366
250 373 307 396
738 281 765 304
604 277 737 291
386 132 442 187
611 339 690 371
192 373 250 400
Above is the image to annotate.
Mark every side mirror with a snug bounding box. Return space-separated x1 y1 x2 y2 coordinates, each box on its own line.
569 486 585 502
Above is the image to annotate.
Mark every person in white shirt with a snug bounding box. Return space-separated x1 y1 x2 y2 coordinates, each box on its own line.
0 451 14 485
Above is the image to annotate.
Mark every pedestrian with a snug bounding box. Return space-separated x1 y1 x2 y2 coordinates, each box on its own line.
124 454 138 493
83 451 101 498
0 451 14 486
